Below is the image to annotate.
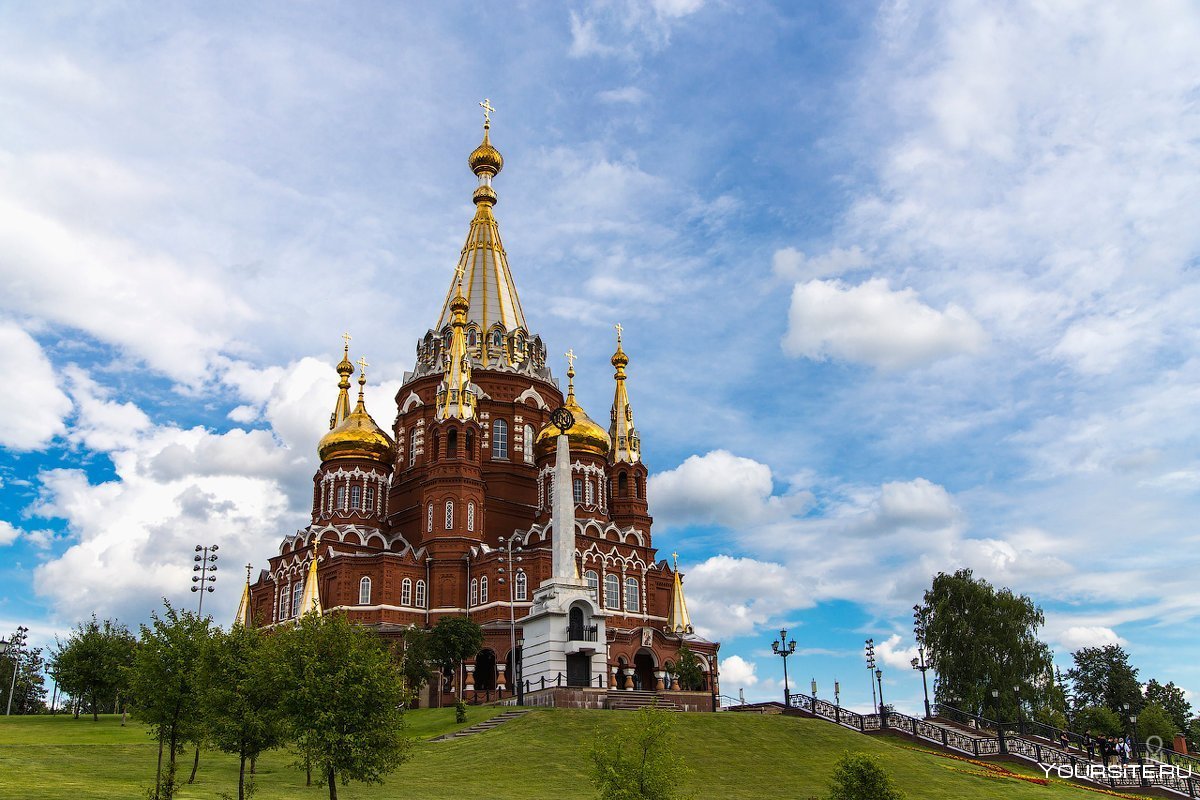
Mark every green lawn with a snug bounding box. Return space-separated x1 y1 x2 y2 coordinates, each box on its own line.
0 709 1161 799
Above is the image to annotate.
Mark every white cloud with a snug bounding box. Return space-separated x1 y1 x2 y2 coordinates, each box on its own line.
649 450 794 528
683 554 815 640
772 246 868 281
876 633 919 670
0 520 19 546
596 86 647 105
1056 626 1127 652
0 321 72 450
719 654 758 689
783 278 986 370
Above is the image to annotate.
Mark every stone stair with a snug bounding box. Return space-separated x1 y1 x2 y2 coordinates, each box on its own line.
606 690 681 712
431 709 531 741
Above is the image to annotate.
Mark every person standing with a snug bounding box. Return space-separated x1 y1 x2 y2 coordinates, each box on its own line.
1085 731 1096 761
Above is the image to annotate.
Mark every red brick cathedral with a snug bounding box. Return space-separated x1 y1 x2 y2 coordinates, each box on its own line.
244 114 720 707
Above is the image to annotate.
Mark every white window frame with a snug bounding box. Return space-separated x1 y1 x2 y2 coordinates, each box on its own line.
359 576 372 605
480 576 489 604
604 573 620 610
401 578 412 606
415 579 427 609
492 418 509 459
515 570 527 601
625 576 640 612
523 424 535 464
470 578 479 606
467 501 476 532
445 500 454 530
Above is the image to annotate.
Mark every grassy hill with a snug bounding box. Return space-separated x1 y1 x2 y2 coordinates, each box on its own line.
0 708 1160 799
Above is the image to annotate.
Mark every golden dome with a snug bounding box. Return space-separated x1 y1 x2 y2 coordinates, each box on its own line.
468 127 504 177
535 363 611 459
318 373 394 464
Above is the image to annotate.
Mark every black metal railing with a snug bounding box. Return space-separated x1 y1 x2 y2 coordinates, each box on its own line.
567 624 599 641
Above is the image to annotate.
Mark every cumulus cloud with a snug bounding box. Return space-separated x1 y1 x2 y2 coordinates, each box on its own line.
1056 626 1127 652
0 520 20 546
0 321 72 450
719 654 758 689
783 278 986 370
772 246 868 281
649 450 802 528
683 554 815 640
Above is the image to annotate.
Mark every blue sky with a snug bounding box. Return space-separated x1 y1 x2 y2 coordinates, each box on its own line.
2 1 1199 714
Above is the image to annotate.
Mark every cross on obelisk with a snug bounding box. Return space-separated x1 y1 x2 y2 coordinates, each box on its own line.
479 98 495 125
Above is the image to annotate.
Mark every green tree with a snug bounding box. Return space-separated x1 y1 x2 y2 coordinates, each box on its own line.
128 602 212 800
1075 705 1123 738
277 611 412 800
429 615 483 697
591 705 688 800
827 751 905 800
1135 703 1180 745
51 615 136 721
919 569 1054 720
1068 645 1142 715
1143 679 1192 733
0 630 48 714
1187 718 1199 751
674 644 704 691
398 626 434 706
200 624 286 800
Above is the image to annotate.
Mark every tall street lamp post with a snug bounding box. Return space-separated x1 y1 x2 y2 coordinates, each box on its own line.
865 639 877 713
912 605 933 718
875 667 887 728
499 535 524 706
191 544 219 615
3 626 29 716
1014 685 1025 735
771 629 796 708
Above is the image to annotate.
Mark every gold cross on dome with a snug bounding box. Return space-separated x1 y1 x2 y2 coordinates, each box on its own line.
479 98 495 125
341 331 352 348
245 562 253 581
614 322 623 343
564 348 576 371
357 356 369 376
672 552 679 569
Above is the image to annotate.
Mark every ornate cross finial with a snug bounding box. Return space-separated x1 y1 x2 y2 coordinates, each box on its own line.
614 322 623 344
672 551 679 569
564 348 576 371
245 562 253 582
453 262 466 287
357 356 369 376
341 331 352 349
479 98 495 126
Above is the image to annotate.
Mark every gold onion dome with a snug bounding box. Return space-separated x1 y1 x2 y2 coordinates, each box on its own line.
318 370 394 464
468 125 504 177
535 362 611 459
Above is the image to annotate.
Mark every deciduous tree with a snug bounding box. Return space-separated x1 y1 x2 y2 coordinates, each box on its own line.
277 611 412 800
1136 703 1180 745
918 569 1054 721
591 705 688 800
1143 679 1192 733
0 631 48 714
673 643 704 692
429 615 483 697
51 615 136 721
827 751 905 800
1068 645 1142 716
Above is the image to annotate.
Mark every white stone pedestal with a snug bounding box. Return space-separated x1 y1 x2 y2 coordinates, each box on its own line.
519 579 608 691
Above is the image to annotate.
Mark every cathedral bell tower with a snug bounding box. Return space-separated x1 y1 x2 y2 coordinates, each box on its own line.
606 328 651 532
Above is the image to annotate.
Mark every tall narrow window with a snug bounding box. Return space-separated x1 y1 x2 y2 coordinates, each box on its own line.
359 576 372 605
415 580 427 608
625 577 640 612
427 503 433 532
618 472 629 498
444 500 454 530
401 578 412 606
523 424 535 464
470 578 479 606
291 583 303 617
604 574 621 610
408 427 417 466
447 428 458 457
585 570 599 595
573 478 583 503
432 432 440 460
492 419 509 459
585 479 594 504
466 430 474 459
636 476 643 499
364 486 375 511
467 501 476 532
279 586 289 620
480 576 489 604
515 570 527 601
337 485 347 509
350 485 362 510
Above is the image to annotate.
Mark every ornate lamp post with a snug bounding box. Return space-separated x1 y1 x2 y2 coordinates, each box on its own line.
191 544 219 614
1013 684 1025 734
912 605 933 718
875 667 887 727
3 626 29 716
1129 711 1145 786
498 534 524 705
834 680 841 707
771 629 796 707
865 638 878 713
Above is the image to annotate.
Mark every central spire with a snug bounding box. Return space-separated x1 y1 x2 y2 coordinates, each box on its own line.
434 103 528 358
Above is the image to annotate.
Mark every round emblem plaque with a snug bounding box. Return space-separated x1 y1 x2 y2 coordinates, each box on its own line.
550 406 575 434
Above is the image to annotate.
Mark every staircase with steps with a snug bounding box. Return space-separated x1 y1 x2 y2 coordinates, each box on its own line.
606 690 681 712
431 709 531 741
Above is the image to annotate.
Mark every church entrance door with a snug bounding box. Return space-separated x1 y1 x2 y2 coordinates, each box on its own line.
566 653 590 687
634 650 655 692
474 649 497 691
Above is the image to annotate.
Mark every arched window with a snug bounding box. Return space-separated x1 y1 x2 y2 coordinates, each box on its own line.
636 475 643 499
291 583 303 617
350 485 362 510
468 329 477 347
618 472 629 498
573 478 583 503
401 578 412 606
470 578 479 606
546 476 554 505
364 486 375 511
492 419 509 459
515 570 527 601
337 485 348 509
492 330 503 347
408 427 417 466
444 500 454 530
523 424 535 464
625 577 640 612
432 431 440 460
585 479 594 504
415 580 427 609
585 570 599 595
467 501 476 532
480 576 489 604
604 574 621 610
359 576 372 605
466 430 474 459
279 586 289 620
427 503 433 532
447 428 458 457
